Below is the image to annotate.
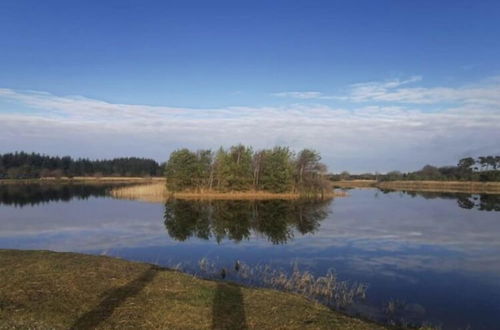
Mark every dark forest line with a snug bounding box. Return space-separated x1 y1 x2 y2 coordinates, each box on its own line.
0 152 163 179
3 151 499 184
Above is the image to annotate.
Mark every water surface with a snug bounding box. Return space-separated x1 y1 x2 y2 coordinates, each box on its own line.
1 184 499 329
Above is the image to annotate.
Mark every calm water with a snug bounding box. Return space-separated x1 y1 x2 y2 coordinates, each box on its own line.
1 184 500 329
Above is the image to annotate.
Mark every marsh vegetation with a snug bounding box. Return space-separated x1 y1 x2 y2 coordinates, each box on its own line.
196 258 367 309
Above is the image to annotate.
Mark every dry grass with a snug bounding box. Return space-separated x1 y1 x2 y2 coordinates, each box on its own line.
171 190 339 201
377 180 500 194
333 179 500 194
110 182 347 203
332 180 377 188
0 249 385 329
69 176 164 182
197 259 366 309
110 182 168 203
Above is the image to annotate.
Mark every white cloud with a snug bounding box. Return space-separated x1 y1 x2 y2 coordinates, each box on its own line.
272 91 326 99
0 84 499 172
342 76 500 105
272 76 500 107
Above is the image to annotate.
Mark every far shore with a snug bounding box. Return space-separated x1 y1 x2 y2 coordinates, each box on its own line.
0 176 164 185
6 176 500 195
0 177 346 202
333 179 500 194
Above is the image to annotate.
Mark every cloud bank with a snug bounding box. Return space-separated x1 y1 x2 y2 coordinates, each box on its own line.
1 77 499 172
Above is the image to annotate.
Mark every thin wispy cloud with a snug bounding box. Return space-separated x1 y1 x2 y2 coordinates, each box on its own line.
272 77 423 101
342 76 500 105
272 91 327 99
272 76 500 107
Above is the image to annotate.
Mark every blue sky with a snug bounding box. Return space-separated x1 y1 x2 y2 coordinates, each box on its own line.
1 1 500 172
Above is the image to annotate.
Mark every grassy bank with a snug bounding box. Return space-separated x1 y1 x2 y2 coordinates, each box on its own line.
333 180 500 194
110 182 347 203
0 250 384 329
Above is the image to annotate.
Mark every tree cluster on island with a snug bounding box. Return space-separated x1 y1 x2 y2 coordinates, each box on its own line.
164 145 330 194
0 152 162 179
331 155 500 182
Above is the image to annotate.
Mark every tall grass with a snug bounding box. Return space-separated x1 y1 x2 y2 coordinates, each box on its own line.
333 180 377 188
377 180 500 194
109 182 167 203
110 182 347 202
196 258 366 309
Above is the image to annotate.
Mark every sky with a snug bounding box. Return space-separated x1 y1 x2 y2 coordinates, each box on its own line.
1 0 500 173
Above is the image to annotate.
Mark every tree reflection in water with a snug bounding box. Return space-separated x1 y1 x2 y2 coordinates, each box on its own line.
163 199 331 244
379 189 500 212
0 184 120 207
456 194 500 211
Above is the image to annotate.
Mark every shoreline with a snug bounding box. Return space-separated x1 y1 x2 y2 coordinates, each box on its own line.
333 180 500 194
0 176 164 185
0 178 346 202
109 182 347 202
0 249 384 329
7 176 499 195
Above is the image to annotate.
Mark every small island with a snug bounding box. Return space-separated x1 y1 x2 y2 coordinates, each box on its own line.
111 145 342 202
163 145 333 198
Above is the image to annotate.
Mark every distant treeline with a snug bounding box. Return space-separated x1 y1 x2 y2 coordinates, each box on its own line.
0 152 162 179
165 145 329 194
331 155 500 182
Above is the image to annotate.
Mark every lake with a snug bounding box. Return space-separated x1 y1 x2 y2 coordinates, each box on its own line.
1 184 499 329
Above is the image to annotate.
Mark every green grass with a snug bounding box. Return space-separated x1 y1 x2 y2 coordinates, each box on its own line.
0 249 385 329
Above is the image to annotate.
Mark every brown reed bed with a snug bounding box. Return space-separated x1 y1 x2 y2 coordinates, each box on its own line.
332 180 378 188
376 180 500 194
333 179 500 194
109 182 168 203
110 182 347 203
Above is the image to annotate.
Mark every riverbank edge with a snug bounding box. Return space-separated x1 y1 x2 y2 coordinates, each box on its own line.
109 181 347 202
333 180 500 194
0 249 385 329
0 177 346 201
0 176 164 185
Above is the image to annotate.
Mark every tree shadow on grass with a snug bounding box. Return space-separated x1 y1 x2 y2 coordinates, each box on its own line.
212 282 247 330
70 266 158 330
